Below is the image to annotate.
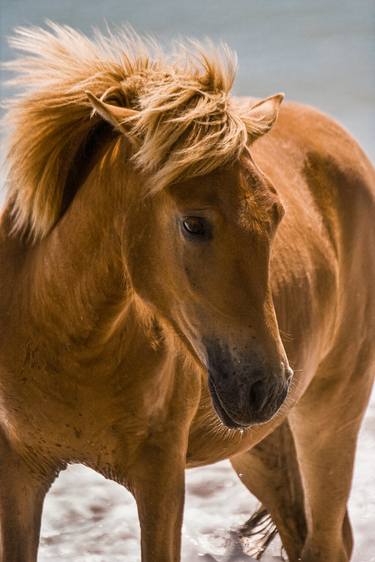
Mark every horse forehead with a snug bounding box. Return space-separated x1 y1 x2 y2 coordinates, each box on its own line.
169 162 252 208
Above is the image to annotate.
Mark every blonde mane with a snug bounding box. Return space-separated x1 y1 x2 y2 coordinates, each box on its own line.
2 23 255 239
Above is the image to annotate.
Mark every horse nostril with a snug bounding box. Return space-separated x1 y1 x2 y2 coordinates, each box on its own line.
249 379 268 411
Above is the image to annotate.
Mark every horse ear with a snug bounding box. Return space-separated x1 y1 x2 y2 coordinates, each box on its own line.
85 91 139 134
244 93 284 141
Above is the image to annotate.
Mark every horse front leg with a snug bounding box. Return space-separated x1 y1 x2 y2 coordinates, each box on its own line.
0 434 57 562
130 435 187 562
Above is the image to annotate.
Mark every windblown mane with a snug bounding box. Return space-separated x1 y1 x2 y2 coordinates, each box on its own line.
2 23 256 240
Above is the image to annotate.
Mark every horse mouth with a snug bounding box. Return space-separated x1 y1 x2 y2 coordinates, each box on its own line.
208 377 249 429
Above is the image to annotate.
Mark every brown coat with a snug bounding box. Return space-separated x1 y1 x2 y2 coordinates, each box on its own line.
0 25 374 562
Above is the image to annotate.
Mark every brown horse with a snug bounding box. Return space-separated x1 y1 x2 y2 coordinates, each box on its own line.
0 25 374 562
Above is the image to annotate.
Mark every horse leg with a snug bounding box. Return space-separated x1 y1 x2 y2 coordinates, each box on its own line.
130 437 187 562
289 365 373 562
230 419 307 561
0 434 56 562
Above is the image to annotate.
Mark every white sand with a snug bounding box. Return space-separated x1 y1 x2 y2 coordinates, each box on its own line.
38 388 375 562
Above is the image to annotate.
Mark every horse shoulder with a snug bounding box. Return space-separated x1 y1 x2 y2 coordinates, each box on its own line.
260 100 375 297
276 103 375 379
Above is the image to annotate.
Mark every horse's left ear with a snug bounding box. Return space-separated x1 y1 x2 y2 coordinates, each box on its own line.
86 91 139 135
243 93 285 141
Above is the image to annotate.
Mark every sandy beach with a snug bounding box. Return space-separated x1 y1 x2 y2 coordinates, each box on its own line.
38 389 375 562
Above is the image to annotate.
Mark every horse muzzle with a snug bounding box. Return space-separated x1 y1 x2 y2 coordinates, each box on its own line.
206 341 292 428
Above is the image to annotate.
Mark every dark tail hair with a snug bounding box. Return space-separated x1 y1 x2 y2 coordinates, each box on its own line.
238 504 281 560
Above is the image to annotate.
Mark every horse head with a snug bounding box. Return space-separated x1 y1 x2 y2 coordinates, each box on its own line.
86 89 292 428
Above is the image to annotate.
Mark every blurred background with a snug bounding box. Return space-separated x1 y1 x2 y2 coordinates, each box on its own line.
1 1 374 561
1 0 374 158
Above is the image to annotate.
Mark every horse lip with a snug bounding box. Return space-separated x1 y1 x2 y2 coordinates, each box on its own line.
208 376 249 429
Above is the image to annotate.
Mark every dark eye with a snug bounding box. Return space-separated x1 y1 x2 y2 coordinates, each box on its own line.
182 216 211 238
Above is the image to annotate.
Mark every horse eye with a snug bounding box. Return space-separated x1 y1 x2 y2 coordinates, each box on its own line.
182 216 209 237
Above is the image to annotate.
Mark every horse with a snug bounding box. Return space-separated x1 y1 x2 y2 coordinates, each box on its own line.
0 24 374 562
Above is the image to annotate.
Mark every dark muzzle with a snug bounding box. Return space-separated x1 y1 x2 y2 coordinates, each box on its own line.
206 341 291 428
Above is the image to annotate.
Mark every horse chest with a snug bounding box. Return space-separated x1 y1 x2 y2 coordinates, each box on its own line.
0 342 180 474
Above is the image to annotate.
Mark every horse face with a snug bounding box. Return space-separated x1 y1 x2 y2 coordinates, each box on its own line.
126 151 292 428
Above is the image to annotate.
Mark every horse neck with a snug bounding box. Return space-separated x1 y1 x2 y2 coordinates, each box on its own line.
21 152 165 374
